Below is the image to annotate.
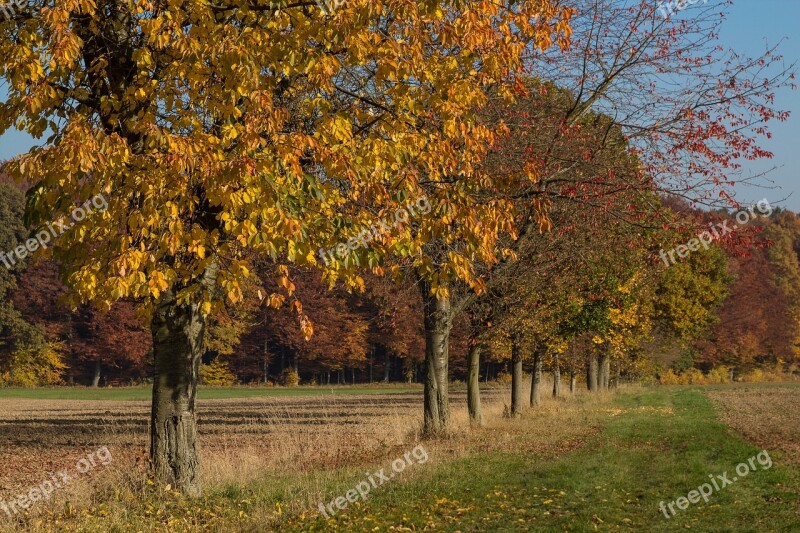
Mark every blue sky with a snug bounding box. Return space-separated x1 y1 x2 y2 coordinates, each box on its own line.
1 0 798 209
716 0 800 211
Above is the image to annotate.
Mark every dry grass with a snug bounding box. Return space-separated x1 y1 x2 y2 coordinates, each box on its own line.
0 379 617 531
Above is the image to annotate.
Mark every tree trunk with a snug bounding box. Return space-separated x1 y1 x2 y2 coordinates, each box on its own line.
611 363 621 389
552 355 561 398
150 287 208 497
383 350 391 382
467 344 483 426
263 339 269 384
587 353 598 392
569 370 577 393
511 337 524 417
91 360 101 388
599 348 610 390
529 347 543 407
421 281 452 436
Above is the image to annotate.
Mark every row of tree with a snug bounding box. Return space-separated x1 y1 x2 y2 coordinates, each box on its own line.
1 0 795 496
4 179 798 388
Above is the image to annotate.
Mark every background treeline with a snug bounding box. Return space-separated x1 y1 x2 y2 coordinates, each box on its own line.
1 170 798 387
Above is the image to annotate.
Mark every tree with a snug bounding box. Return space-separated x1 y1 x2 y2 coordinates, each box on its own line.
2 0 574 491
449 0 792 419
693 212 797 374
304 5 574 436
652 240 731 346
763 211 800 359
11 260 152 385
0 179 40 351
532 0 793 210
0 177 62 385
258 266 371 382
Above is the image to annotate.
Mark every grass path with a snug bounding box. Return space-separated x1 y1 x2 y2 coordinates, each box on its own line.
287 387 800 532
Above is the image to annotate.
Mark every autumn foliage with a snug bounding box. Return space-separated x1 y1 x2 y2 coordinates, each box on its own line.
0 0 797 496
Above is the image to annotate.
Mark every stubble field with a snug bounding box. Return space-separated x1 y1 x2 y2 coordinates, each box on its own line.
707 385 800 464
0 389 494 495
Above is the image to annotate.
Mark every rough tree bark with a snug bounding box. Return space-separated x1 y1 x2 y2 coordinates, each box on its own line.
529 346 543 407
552 354 561 398
421 281 452 436
150 266 217 497
569 370 577 393
511 336 524 417
150 294 205 496
587 352 599 392
467 344 483 426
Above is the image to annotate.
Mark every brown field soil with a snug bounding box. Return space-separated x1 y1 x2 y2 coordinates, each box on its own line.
0 382 612 530
706 385 800 464
0 391 486 495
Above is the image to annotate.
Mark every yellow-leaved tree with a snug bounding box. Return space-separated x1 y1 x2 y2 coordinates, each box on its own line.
1 0 573 493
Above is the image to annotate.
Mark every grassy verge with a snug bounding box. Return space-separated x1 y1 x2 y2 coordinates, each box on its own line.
0 384 422 401
286 387 800 532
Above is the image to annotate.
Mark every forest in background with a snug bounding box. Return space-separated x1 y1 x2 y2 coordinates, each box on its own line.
2 168 798 388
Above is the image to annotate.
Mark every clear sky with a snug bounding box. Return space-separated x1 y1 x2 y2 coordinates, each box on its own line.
716 0 800 211
1 0 798 209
